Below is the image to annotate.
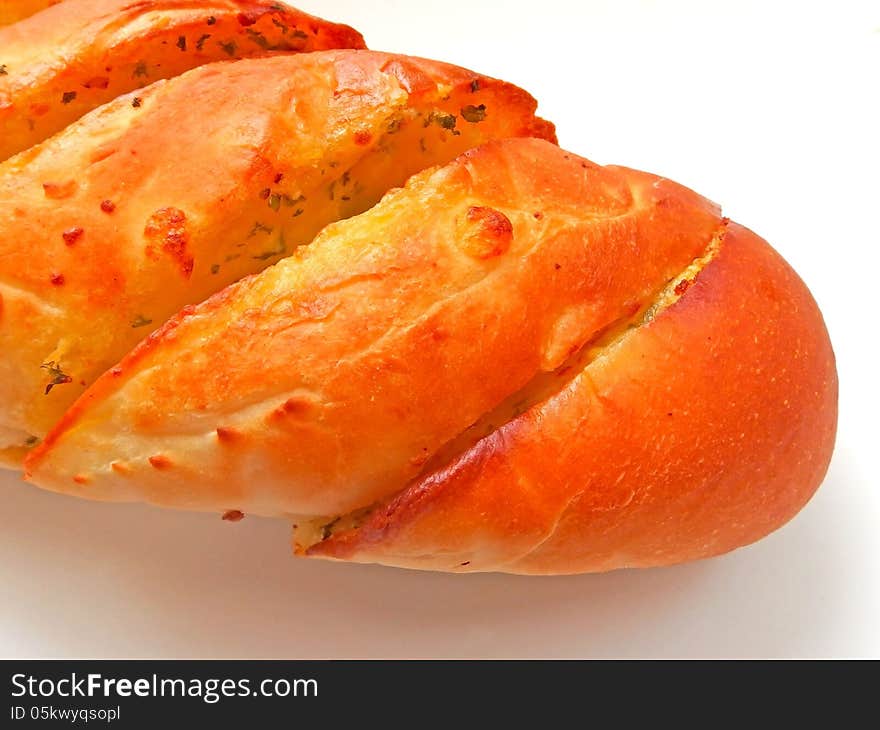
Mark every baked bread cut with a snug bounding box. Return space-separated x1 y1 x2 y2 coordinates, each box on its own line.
309 220 838 574
0 0 366 160
0 51 555 465
25 137 836 574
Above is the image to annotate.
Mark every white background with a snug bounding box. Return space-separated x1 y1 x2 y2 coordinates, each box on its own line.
1 0 878 658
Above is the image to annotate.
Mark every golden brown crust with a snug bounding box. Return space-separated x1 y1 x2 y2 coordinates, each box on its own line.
25 139 723 522
22 138 837 574
1 52 554 461
0 1 63 27
309 222 838 573
0 0 365 160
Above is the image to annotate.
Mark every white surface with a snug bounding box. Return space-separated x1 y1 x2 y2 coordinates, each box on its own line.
2 0 878 658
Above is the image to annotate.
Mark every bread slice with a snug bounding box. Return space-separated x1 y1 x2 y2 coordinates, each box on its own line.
24 137 722 517
0 0 365 160
0 51 555 463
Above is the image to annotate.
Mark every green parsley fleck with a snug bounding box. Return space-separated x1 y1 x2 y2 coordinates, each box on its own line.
425 111 457 131
461 104 487 123
245 29 271 49
248 222 273 237
131 314 153 328
41 361 72 395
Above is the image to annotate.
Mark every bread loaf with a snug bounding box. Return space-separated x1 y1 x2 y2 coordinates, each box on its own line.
0 51 554 465
24 138 837 573
3 2 837 575
0 0 365 160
